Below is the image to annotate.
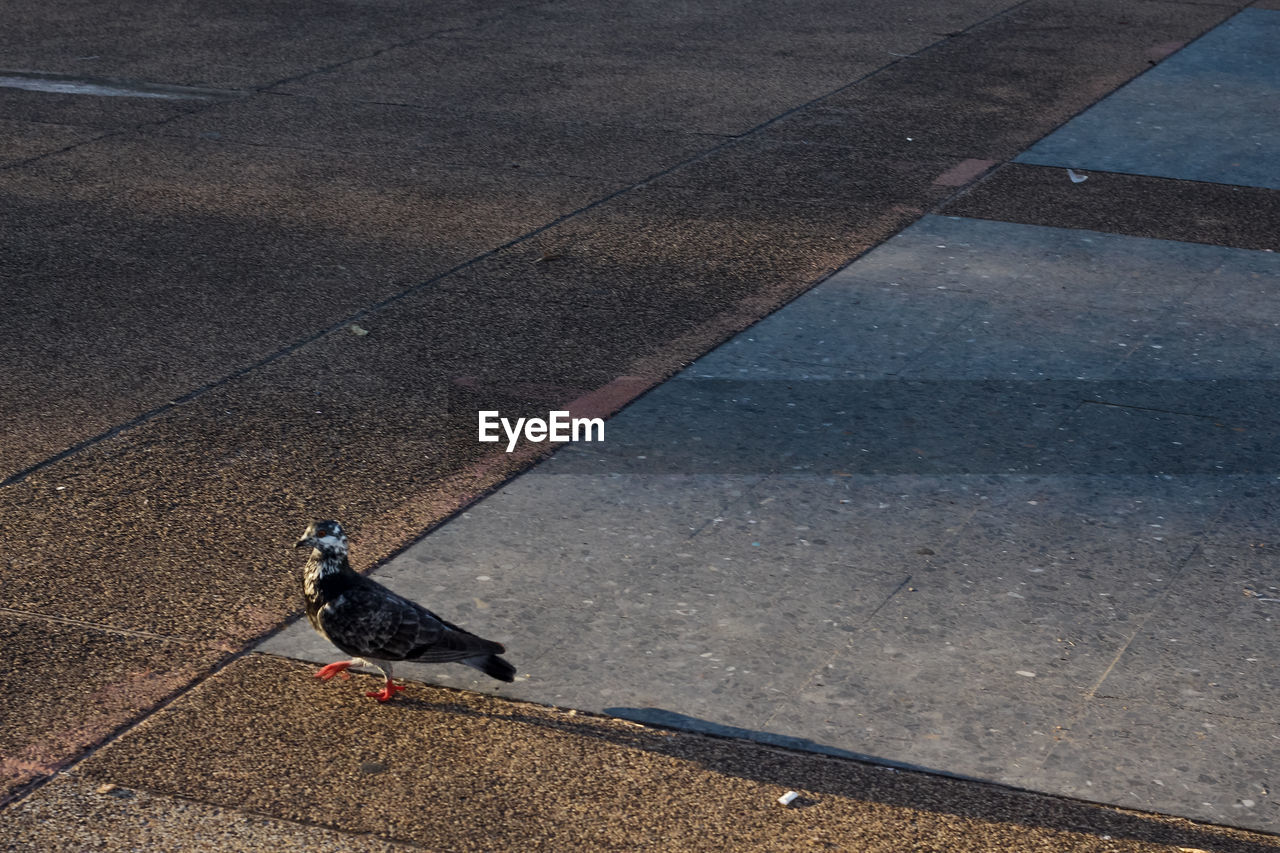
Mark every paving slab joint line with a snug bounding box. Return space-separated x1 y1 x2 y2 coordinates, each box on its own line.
746 0 1043 134
0 75 259 173
0 177 645 489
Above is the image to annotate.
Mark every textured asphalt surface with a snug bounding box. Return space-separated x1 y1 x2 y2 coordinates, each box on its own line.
3 0 1279 849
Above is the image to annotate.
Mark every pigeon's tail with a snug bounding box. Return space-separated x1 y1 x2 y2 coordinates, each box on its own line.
465 653 516 683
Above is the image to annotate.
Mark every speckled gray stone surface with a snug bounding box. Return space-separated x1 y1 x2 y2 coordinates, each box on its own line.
262 216 1280 833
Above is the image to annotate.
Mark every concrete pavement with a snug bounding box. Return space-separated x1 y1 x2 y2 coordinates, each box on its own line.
3 0 1279 849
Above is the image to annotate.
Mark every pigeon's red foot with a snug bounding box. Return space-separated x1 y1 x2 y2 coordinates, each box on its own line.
314 661 354 682
366 681 406 703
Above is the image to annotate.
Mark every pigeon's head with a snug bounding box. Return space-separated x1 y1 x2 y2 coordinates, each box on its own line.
294 520 348 556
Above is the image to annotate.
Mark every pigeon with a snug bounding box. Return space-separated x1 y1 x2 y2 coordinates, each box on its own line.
294 519 516 702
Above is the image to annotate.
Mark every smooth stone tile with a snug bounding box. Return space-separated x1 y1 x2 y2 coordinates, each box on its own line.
687 473 1004 560
841 216 1231 310
1110 316 1280 380
895 299 1142 380
1052 394 1280 474
764 641 1082 787
1188 248 1280 322
1201 475 1280 548
953 474 1225 546
1017 9 1280 189
675 217 1279 385
1087 544 1280 722
543 378 1082 476
675 282 973 381
1029 698 1280 832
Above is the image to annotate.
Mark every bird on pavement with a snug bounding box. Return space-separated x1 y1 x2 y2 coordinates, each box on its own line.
293 519 516 702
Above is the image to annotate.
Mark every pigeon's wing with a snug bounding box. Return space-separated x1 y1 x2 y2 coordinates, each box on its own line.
318 578 503 664
402 605 507 663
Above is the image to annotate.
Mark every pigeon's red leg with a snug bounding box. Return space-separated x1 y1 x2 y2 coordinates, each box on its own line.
366 679 405 703
314 660 354 681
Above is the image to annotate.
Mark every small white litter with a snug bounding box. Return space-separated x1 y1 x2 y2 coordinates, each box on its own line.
778 791 800 807
1067 168 1088 183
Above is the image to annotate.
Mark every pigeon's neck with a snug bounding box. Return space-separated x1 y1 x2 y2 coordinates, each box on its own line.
303 549 353 600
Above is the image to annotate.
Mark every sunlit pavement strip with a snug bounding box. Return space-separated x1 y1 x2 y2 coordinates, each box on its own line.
1016 8 1280 189
261 11 1280 835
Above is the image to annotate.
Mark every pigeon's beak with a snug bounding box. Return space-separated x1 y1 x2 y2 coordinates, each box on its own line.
294 536 312 549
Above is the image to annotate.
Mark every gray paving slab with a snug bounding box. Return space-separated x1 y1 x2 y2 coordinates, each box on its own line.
262 215 1280 832
1016 8 1280 188
1090 544 1280 719
1031 699 1279 831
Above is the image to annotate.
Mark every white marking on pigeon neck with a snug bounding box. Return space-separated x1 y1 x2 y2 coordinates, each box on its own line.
314 534 346 553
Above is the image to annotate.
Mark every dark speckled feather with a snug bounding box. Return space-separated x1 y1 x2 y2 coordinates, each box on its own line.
317 579 507 664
